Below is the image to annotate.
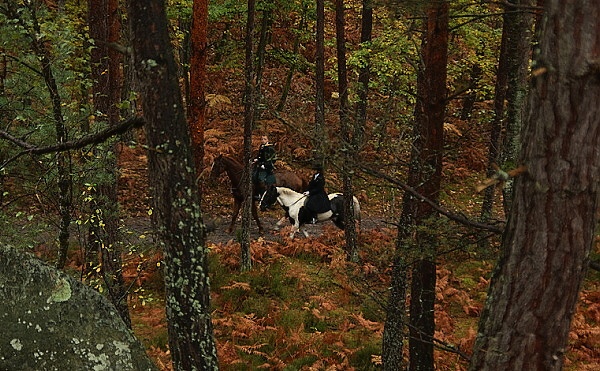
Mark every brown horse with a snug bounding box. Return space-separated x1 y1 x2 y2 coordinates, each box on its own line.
210 154 305 234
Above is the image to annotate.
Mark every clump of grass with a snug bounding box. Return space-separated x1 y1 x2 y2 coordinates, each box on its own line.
349 341 381 370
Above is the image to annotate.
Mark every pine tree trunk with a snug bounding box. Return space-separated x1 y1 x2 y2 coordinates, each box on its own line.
470 1 600 369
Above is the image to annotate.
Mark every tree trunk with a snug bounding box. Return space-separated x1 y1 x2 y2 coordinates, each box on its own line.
408 5 448 370
460 63 482 120
24 4 73 271
126 0 218 369
499 0 536 214
470 1 600 369
188 0 209 179
335 0 358 261
383 3 448 369
479 5 509 247
254 4 273 117
87 0 131 329
314 0 326 157
240 0 256 272
355 0 372 148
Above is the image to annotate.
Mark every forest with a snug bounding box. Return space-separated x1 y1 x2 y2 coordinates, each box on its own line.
0 0 599 370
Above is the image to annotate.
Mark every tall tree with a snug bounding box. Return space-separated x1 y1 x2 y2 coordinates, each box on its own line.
126 0 218 369
334 0 358 261
355 0 372 148
407 4 448 370
87 0 130 328
470 0 600 369
6 1 75 270
314 0 326 157
479 6 509 225
498 0 536 214
382 2 449 369
254 0 273 115
188 0 209 178
240 0 257 272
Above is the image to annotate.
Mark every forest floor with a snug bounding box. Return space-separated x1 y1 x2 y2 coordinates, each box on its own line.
116 146 600 371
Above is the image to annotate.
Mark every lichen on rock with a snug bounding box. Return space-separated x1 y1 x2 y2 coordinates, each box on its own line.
0 245 157 370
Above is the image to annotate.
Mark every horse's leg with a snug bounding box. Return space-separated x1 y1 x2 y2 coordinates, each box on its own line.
228 199 241 234
274 216 286 230
252 200 263 234
289 217 301 239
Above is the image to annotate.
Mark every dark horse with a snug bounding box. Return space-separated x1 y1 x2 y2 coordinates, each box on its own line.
210 154 305 234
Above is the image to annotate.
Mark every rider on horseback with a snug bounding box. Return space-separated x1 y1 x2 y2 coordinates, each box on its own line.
302 162 331 224
253 135 277 198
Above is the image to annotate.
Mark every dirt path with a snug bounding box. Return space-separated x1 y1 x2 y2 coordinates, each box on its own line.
124 210 388 247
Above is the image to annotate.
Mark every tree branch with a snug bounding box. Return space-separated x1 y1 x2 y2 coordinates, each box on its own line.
0 116 145 168
358 163 505 234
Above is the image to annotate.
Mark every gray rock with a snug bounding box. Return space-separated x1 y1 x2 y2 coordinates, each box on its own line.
0 245 158 371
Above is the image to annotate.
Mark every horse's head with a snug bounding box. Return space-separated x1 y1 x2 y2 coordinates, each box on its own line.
209 154 225 179
259 186 279 211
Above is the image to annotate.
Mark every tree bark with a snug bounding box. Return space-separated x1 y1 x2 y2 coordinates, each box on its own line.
240 0 256 272
188 0 209 179
470 1 600 369
314 0 326 157
499 0 536 214
383 3 448 369
254 4 273 117
479 4 509 245
88 0 131 329
126 0 218 369
335 0 358 261
408 5 448 370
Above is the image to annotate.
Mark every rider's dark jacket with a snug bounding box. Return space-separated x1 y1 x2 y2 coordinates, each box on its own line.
304 171 330 213
256 143 276 172
254 143 276 185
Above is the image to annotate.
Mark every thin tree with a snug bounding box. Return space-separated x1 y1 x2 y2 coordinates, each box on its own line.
4 1 75 270
87 0 131 328
240 0 257 272
188 0 209 179
498 0 536 214
254 0 273 115
126 0 218 368
354 0 372 149
407 4 448 370
382 2 449 369
334 0 358 261
314 0 326 157
470 0 600 369
479 7 509 226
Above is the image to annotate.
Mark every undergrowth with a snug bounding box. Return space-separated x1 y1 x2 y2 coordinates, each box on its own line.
130 223 600 370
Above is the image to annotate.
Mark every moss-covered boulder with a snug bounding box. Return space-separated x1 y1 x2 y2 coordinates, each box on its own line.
0 245 157 370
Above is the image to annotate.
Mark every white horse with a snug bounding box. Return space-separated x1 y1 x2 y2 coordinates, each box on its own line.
259 186 361 239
